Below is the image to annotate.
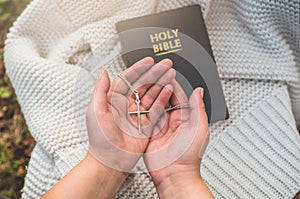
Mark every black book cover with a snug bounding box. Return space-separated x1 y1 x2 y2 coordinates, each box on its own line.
116 5 229 123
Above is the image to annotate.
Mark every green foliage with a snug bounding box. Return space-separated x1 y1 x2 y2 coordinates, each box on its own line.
0 12 10 20
0 87 12 98
0 0 32 198
0 0 11 22
0 0 30 30
0 0 9 4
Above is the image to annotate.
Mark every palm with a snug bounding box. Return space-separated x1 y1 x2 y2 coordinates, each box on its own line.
143 86 209 184
143 109 191 171
87 57 176 172
145 110 183 151
144 79 191 156
99 92 151 154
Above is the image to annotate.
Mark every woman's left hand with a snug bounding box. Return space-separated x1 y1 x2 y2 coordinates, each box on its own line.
86 57 176 172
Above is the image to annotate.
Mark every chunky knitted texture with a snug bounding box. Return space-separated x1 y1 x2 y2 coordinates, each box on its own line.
4 0 300 198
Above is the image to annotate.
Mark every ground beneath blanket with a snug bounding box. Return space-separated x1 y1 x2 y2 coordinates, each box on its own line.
0 1 33 199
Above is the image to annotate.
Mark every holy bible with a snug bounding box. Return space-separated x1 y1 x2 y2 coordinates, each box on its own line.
116 5 229 123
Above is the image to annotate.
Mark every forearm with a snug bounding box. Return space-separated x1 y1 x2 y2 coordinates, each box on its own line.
156 172 214 199
42 152 127 199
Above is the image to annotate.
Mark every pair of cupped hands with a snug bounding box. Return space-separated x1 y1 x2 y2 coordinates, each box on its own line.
86 57 210 188
42 57 213 199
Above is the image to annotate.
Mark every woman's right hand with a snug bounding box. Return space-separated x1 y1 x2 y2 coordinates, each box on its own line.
144 78 213 198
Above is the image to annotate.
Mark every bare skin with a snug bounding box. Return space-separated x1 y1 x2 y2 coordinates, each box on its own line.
42 57 214 199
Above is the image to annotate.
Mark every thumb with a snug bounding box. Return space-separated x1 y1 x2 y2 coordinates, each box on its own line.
93 70 110 115
189 87 208 131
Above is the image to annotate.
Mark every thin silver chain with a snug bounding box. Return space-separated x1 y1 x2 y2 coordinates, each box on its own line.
118 73 142 134
117 73 190 133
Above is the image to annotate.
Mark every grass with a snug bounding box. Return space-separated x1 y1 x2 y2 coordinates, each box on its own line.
0 0 33 199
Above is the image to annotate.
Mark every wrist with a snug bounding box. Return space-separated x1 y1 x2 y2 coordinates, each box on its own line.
84 152 128 189
155 171 214 199
151 163 200 189
155 170 200 195
42 152 128 199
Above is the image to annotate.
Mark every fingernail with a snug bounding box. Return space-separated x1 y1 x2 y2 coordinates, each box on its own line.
97 69 104 79
198 87 204 98
159 58 173 67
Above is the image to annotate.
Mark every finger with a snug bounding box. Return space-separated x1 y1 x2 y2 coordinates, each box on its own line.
170 79 189 106
169 79 190 121
141 68 176 110
152 112 169 137
111 57 154 95
136 83 172 136
94 70 111 116
131 58 173 98
149 84 173 128
111 94 142 138
189 87 208 131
